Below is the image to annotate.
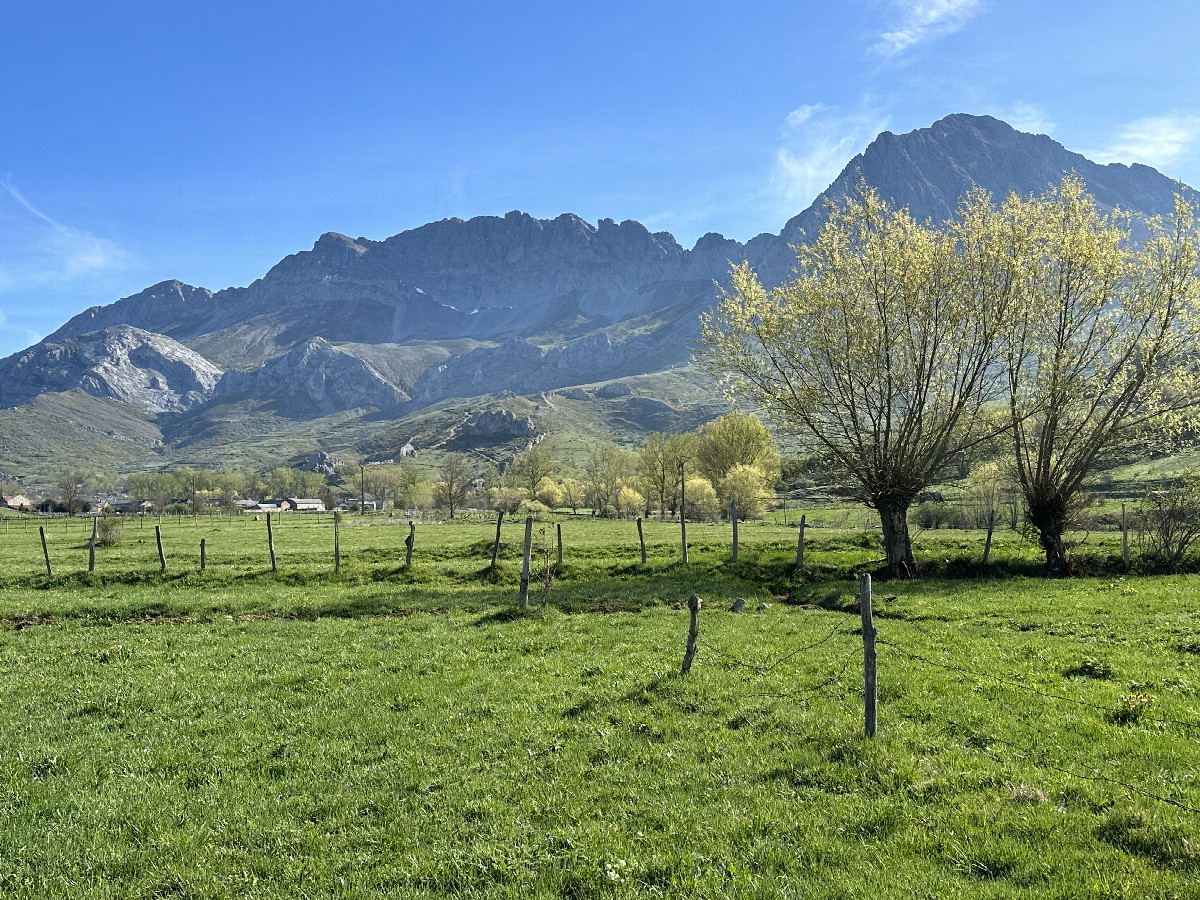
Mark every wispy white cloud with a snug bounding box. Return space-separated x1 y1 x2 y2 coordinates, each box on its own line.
988 102 1055 136
874 0 982 56
0 306 43 358
771 104 890 215
0 179 131 291
1088 115 1200 171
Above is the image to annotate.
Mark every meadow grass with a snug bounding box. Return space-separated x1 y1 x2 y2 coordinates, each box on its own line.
1 513 1197 898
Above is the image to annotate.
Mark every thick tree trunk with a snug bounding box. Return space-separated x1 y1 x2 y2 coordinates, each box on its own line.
1027 494 1071 576
876 499 916 579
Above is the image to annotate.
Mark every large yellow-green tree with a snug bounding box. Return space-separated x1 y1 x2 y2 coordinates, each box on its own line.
699 184 1019 577
998 177 1200 574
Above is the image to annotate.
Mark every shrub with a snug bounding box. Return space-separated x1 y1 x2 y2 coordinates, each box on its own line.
96 517 124 547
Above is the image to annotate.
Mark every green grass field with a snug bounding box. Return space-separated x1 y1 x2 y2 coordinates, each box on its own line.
1 513 1197 898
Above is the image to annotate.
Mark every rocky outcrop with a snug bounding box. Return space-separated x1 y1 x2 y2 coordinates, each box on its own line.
214 338 406 418
461 409 535 438
302 451 343 475
594 381 633 398
0 325 221 414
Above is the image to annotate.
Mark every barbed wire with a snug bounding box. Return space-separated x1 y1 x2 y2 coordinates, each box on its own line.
740 646 863 702
698 616 856 676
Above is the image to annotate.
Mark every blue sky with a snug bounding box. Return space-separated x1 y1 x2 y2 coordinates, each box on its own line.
2 0 1199 358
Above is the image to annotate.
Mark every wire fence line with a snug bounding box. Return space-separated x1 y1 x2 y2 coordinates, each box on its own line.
698 616 857 676
681 586 1199 815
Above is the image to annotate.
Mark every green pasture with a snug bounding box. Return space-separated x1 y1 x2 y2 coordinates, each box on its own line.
0 513 1197 898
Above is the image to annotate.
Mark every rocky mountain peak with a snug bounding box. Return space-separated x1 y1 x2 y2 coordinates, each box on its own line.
0 324 222 414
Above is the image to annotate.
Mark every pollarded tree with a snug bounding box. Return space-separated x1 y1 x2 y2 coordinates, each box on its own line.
999 177 1200 574
699 184 1019 577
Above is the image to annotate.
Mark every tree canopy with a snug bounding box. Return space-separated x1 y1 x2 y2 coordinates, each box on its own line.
699 183 1016 576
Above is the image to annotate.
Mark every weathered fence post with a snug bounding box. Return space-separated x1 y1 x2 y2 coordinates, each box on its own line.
39 526 52 577
155 525 167 572
519 516 533 609
681 594 702 674
795 514 807 570
404 522 415 567
731 501 738 562
200 538 206 571
982 509 995 565
490 510 504 569
266 513 276 572
679 462 688 564
637 517 647 564
1122 502 1129 567
333 511 341 572
556 522 563 569
88 516 98 573
859 572 877 738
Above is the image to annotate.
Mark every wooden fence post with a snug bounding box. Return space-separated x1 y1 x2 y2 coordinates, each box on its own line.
405 522 415 567
266 513 276 572
982 509 995 565
155 525 167 572
200 538 206 571
681 594 702 674
519 516 533 609
1122 502 1129 567
679 462 688 564
859 573 877 738
795 514 807 570
333 511 341 572
637 517 647 564
556 522 563 569
88 516 98 573
490 510 504 569
39 526 51 577
731 501 738 562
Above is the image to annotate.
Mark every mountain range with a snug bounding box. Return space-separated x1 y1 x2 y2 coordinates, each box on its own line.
2 113 1195 487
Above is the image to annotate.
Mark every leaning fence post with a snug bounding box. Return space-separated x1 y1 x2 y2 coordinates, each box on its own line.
982 509 995 565
795 515 806 570
637 517 647 564
266 513 276 572
155 525 167 572
404 522 415 567
682 594 702 674
1122 502 1129 567
490 510 504 569
519 516 533 609
88 516 98 573
39 526 52 577
859 573 877 738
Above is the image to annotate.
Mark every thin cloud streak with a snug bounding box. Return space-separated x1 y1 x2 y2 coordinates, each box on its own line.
770 105 890 217
0 180 131 290
874 0 982 56
1088 115 1200 171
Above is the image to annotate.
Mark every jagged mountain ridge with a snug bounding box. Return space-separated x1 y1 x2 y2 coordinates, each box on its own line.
2 114 1197 479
